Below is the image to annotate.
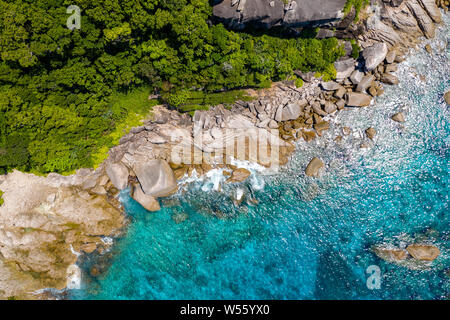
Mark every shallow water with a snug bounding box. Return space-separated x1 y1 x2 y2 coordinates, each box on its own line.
72 16 449 300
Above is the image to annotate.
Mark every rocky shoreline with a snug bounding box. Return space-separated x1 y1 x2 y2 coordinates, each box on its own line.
0 0 448 299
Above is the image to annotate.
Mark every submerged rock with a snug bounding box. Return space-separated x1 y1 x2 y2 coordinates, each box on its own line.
406 244 440 261
372 246 408 262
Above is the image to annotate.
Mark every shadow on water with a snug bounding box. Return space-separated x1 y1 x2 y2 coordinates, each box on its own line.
314 249 369 300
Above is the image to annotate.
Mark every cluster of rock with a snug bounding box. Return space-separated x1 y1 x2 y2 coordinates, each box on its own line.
0 170 126 299
219 38 407 177
373 242 441 269
0 0 447 299
360 0 444 49
212 0 347 30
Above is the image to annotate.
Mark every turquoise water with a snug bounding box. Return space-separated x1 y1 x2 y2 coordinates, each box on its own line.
73 18 449 300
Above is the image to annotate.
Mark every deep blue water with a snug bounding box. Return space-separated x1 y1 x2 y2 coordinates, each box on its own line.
72 18 449 300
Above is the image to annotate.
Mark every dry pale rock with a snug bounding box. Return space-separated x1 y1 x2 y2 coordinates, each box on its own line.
305 157 324 177
132 184 161 212
133 159 177 198
391 112 406 123
226 168 251 183
362 43 388 71
346 92 372 107
106 162 129 190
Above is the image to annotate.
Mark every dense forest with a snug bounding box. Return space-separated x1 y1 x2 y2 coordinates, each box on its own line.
0 0 347 174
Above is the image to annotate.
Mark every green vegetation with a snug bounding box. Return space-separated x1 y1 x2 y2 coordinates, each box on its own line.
344 0 370 21
0 190 4 206
0 0 345 174
350 39 361 59
295 78 304 88
163 90 255 115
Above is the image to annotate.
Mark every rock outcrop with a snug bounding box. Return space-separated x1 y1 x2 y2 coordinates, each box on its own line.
360 0 442 48
373 242 440 269
0 170 125 299
212 0 347 29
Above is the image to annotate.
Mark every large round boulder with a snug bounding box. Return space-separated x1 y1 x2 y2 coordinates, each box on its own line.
362 43 388 71
133 159 177 198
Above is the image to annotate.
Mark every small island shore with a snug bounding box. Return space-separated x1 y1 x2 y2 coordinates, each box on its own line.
0 0 448 299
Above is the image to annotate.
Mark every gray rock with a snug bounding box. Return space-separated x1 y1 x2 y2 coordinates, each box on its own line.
384 64 398 73
356 75 375 93
316 29 335 39
385 50 396 64
406 0 436 39
350 70 364 85
257 118 271 128
417 0 442 23
275 100 306 121
334 87 347 99
362 43 388 71
335 58 356 81
133 159 177 198
324 102 337 114
336 99 346 110
147 132 167 144
214 0 347 30
283 0 347 27
346 92 372 107
311 102 327 116
106 163 129 190
321 81 342 91
268 119 279 129
381 74 399 85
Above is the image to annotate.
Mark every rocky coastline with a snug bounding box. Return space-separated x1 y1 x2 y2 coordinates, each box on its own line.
0 0 448 299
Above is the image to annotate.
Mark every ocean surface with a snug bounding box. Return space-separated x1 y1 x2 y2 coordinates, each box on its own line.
72 17 449 300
